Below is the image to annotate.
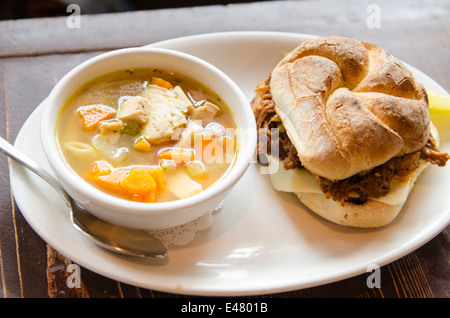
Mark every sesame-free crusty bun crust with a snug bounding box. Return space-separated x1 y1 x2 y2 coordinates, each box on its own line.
270 36 430 181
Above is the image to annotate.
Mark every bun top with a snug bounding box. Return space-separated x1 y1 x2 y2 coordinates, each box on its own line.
270 36 430 180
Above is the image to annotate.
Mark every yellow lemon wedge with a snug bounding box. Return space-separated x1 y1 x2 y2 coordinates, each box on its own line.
426 89 450 141
427 89 450 113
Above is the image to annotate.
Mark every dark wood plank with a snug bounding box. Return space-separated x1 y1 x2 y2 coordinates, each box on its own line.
0 0 449 298
0 0 448 63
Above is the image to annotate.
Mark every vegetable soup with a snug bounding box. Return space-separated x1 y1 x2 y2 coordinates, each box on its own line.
56 68 238 203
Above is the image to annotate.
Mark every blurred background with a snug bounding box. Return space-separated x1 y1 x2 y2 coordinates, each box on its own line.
0 0 274 20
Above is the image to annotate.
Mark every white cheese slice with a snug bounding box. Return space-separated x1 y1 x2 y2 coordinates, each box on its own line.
268 156 321 194
267 155 414 206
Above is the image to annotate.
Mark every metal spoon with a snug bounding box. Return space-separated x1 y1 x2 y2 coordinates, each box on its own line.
0 136 167 259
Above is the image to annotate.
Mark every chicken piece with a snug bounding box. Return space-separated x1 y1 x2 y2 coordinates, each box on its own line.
190 101 221 119
171 86 194 113
117 96 151 126
140 85 194 144
97 119 124 144
99 119 124 134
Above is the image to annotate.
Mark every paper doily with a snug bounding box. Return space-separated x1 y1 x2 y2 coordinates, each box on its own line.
146 201 224 247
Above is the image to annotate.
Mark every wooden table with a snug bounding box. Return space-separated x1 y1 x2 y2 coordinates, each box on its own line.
0 0 448 299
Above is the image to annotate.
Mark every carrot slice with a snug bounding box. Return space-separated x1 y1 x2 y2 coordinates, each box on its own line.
151 77 173 90
221 136 237 154
202 138 224 163
96 168 129 195
158 148 195 165
134 136 152 152
200 134 214 150
131 193 145 202
85 160 114 180
144 192 157 203
119 167 157 195
149 167 166 191
77 105 115 131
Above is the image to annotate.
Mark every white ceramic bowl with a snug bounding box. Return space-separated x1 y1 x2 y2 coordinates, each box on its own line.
41 47 256 230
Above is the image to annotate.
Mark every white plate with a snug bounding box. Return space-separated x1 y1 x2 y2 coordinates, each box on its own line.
10 32 450 296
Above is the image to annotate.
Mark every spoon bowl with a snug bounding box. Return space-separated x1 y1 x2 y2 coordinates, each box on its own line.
0 136 167 258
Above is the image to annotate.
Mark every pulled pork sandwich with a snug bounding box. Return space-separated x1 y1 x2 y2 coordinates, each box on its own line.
252 36 449 228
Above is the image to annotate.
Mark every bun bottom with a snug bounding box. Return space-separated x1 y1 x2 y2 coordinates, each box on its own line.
295 192 402 228
294 160 430 228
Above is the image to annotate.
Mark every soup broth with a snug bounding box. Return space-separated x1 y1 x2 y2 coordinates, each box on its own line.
57 68 238 203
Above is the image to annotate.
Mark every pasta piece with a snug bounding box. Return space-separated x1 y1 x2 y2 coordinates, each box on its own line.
64 141 97 156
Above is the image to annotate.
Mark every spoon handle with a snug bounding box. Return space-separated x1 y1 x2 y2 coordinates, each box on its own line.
0 136 68 202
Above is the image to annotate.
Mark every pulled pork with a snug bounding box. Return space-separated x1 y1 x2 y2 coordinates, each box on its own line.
251 75 450 205
252 76 302 170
